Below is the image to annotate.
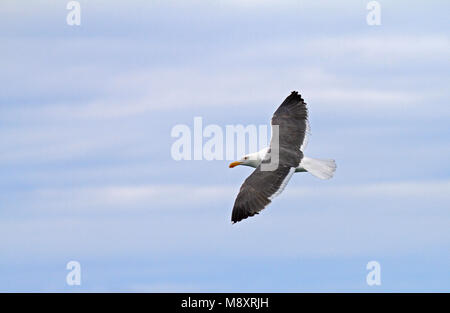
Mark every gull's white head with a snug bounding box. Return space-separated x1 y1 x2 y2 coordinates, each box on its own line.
228 148 268 168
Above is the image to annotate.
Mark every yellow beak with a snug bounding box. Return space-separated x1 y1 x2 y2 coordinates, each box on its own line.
229 161 242 168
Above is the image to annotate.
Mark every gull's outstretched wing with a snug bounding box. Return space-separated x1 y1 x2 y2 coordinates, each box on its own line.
231 165 295 223
271 90 309 162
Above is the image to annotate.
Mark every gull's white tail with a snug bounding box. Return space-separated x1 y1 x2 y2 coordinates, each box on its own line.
300 157 336 180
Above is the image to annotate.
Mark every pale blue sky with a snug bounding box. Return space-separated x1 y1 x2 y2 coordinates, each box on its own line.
0 0 449 292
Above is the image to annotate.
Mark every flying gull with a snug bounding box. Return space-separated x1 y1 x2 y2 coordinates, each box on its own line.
228 91 336 223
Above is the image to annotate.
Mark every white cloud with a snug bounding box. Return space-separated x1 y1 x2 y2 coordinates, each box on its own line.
305 35 450 63
11 179 450 214
1 65 438 123
2 179 450 261
3 33 447 123
2 31 448 125
32 184 235 211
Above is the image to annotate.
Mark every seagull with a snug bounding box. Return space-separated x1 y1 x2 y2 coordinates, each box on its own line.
228 91 336 223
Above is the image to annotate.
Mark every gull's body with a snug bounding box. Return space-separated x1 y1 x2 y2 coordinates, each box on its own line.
229 91 336 223
232 147 335 178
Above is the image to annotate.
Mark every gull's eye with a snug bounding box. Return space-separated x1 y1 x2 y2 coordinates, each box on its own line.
244 156 248 160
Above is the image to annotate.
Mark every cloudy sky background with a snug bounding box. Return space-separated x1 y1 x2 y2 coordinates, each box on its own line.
0 0 449 291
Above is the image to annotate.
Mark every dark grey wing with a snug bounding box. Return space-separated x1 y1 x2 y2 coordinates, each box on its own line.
231 165 295 223
270 91 309 168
